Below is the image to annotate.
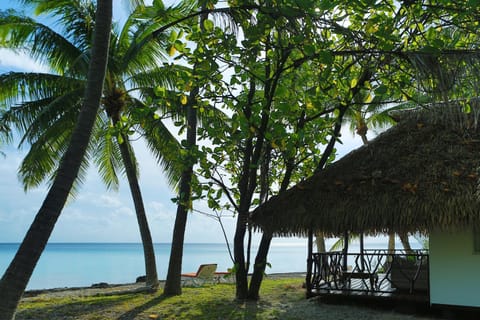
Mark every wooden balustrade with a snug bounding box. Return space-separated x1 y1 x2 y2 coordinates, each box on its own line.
308 249 429 296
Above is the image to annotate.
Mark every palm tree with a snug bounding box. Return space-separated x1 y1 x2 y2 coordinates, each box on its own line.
0 0 112 318
0 0 185 289
0 120 10 157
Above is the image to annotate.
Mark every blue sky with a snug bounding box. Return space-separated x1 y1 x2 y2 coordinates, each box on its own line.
0 1 368 244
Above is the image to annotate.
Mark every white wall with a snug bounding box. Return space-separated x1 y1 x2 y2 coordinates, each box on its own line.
429 229 480 307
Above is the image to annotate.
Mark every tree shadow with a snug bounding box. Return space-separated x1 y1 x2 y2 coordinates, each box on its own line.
192 297 313 319
191 298 266 319
17 294 136 320
116 294 169 320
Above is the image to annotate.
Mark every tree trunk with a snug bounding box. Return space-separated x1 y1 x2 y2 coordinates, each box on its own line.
0 1 112 318
247 232 272 299
315 232 326 253
247 149 295 300
233 211 249 299
163 90 198 296
163 178 191 295
117 133 158 290
163 5 206 296
388 232 395 253
399 232 414 254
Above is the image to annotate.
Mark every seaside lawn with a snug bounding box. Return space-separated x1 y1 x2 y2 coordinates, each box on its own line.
17 278 434 320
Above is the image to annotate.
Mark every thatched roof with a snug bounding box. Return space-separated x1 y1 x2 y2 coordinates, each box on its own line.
251 105 480 236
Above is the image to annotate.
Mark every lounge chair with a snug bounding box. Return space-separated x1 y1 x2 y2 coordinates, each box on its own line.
181 264 218 286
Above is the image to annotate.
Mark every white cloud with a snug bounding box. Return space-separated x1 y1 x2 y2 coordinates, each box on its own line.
148 201 174 221
112 206 135 218
0 49 49 73
96 194 124 208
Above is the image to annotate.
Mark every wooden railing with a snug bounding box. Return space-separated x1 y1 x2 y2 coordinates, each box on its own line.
309 249 429 295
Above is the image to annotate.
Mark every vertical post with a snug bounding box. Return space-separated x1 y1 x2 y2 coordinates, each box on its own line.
306 229 313 297
343 231 349 271
360 232 365 272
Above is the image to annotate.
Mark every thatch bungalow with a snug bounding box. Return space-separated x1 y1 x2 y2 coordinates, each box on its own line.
251 106 480 309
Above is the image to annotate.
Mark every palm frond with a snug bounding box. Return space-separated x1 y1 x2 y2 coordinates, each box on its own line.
5 88 83 147
328 234 360 251
0 113 12 149
133 105 182 187
119 12 171 70
0 11 87 75
91 114 123 191
0 72 82 108
18 119 72 189
127 64 186 93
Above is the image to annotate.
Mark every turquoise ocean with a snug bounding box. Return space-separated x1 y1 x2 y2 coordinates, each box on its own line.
0 242 309 290
0 240 422 290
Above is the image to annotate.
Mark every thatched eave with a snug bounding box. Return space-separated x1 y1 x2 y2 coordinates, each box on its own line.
251 105 480 237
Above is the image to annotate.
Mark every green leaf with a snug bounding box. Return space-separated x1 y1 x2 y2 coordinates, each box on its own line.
432 38 445 48
203 19 214 32
375 85 388 95
303 44 316 56
168 31 177 42
364 93 373 103
420 45 441 54
317 51 333 64
350 78 358 88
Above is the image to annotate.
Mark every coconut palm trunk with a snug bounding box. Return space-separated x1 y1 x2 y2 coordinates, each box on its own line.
115 129 158 289
315 232 326 252
106 89 159 290
0 1 112 318
399 232 414 254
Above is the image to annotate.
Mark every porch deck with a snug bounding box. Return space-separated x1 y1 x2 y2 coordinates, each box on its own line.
307 249 430 304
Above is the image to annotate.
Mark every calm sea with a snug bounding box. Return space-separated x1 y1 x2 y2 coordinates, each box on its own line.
0 242 310 290
0 240 422 290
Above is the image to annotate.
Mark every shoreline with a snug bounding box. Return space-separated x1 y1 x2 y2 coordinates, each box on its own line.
22 272 306 299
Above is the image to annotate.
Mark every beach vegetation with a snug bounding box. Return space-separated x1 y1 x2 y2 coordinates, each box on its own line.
0 0 203 298
17 277 442 320
186 0 480 301
0 0 167 293
0 0 113 318
1 0 480 318
14 278 434 320
16 279 304 319
163 3 204 296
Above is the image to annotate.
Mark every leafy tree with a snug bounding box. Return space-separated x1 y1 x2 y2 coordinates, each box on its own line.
163 4 206 295
0 0 113 318
0 0 194 290
187 1 353 299
192 0 480 300
138 0 254 295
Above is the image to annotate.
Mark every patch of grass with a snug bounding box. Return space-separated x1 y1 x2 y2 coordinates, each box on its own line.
16 278 305 320
18 294 139 319
16 278 436 320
